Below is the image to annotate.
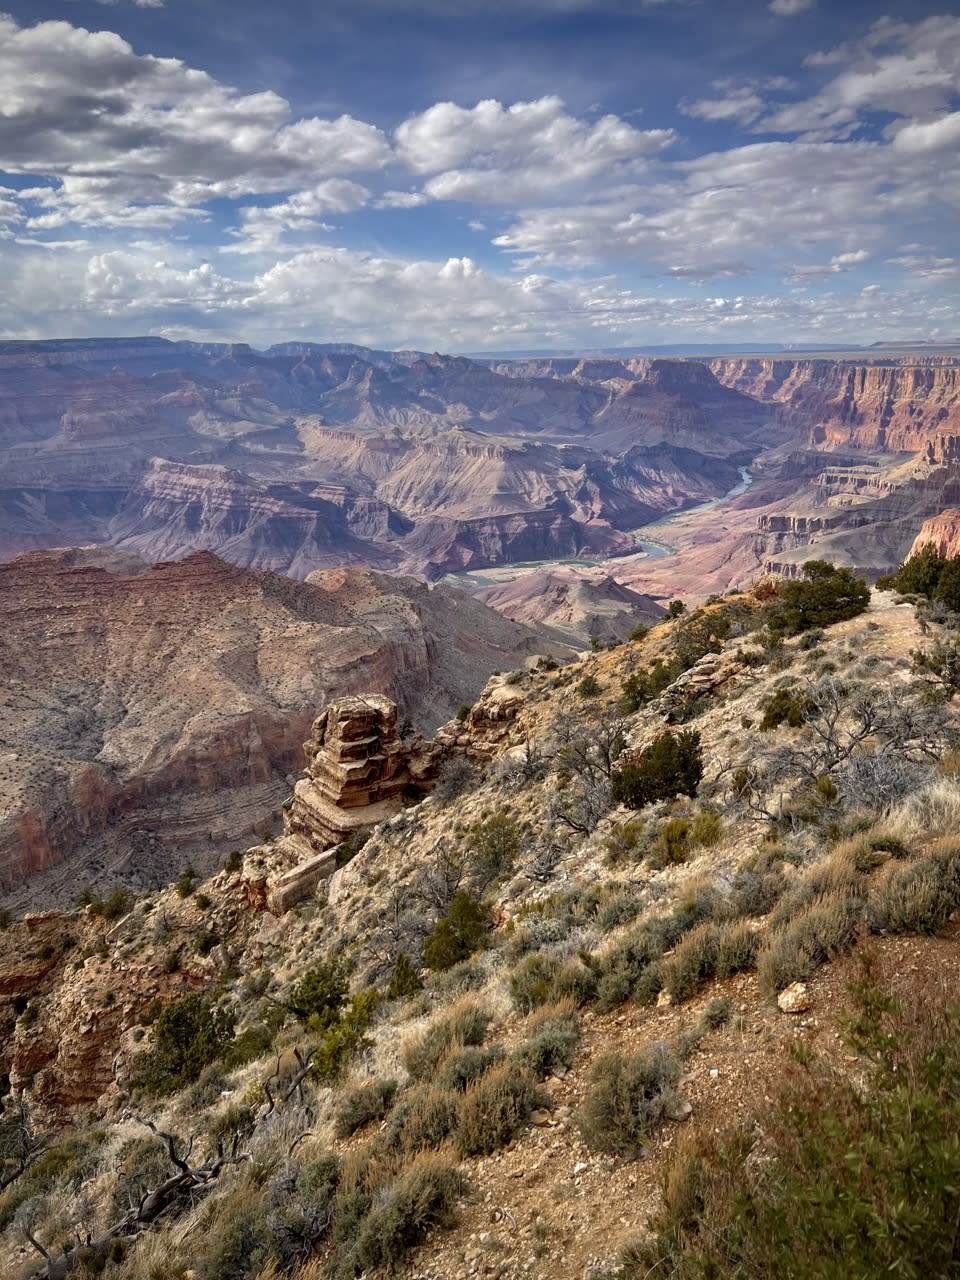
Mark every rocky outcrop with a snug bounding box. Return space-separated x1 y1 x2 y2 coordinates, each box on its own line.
244 695 446 913
908 509 960 560
281 696 442 856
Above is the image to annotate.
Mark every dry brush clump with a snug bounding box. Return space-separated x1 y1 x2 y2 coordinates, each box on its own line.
400 996 491 1081
577 1042 682 1157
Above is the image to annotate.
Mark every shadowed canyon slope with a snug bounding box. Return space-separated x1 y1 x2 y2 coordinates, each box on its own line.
0 547 571 907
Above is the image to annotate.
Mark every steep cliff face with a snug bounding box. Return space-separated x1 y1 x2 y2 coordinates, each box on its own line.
908 509 960 560
709 359 960 451
0 550 569 908
108 460 402 576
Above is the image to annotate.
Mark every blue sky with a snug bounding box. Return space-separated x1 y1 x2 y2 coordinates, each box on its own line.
0 0 957 350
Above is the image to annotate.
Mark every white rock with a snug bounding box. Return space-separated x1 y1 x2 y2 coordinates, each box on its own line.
778 981 811 1014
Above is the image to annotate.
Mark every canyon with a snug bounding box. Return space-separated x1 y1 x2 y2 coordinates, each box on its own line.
4 338 960 902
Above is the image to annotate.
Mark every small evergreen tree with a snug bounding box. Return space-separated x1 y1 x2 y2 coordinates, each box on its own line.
134 994 235 1095
768 560 870 635
423 891 487 970
387 951 423 1000
892 542 945 597
289 957 349 1028
611 731 703 809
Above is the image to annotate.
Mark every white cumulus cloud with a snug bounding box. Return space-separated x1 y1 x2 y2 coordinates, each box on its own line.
0 14 390 229
396 97 675 203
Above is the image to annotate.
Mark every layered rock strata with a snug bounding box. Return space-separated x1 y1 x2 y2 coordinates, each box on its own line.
282 696 442 855
246 695 445 913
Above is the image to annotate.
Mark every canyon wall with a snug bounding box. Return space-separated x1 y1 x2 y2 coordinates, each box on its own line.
0 549 568 907
709 358 960 451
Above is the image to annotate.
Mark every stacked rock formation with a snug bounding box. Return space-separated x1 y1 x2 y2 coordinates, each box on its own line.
252 696 444 913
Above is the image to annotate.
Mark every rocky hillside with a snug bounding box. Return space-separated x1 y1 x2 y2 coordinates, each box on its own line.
2 570 959 1280
0 548 574 908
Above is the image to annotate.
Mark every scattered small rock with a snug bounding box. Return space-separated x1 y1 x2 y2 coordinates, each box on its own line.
778 981 811 1014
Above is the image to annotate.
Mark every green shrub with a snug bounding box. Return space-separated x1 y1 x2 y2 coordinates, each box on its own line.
624 964 960 1280
383 1084 459 1155
620 671 651 714
265 1154 341 1269
757 889 862 997
651 817 693 867
715 920 761 978
434 1044 505 1093
402 998 491 1081
578 674 603 698
767 560 870 635
194 927 219 956
195 1186 270 1280
88 888 131 920
387 951 423 1000
176 866 197 898
604 819 647 864
456 703 471 721
423 891 487 971
612 731 703 809
289 956 349 1028
759 685 814 731
509 952 561 1013
597 889 643 931
513 1001 581 1078
727 853 787 918
577 1043 681 1156
699 996 735 1031
868 834 912 858
224 1019 277 1070
551 957 599 1007
133 994 236 1095
336 1152 464 1277
334 1078 399 1139
312 988 381 1084
455 1061 547 1157
892 543 948 598
691 810 723 847
466 810 522 887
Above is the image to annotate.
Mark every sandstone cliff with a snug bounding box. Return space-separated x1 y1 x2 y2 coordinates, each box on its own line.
709 358 960 451
908 509 960 560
